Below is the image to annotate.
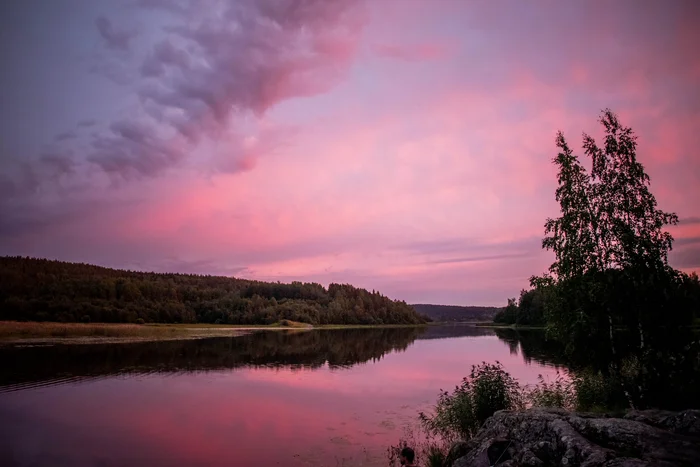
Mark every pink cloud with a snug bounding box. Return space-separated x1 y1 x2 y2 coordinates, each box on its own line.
95 16 137 52
373 42 450 61
1 0 699 304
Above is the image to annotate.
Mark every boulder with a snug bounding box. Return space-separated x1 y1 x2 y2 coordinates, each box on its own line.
446 408 700 467
624 409 700 437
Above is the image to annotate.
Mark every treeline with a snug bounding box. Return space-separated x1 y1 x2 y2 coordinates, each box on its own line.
485 110 700 415
495 270 700 329
495 110 700 349
411 304 502 322
0 257 426 325
493 288 545 326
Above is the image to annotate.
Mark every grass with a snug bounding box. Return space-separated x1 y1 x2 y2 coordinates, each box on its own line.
147 323 275 329
316 323 428 329
474 322 547 330
150 322 423 330
0 321 186 340
0 320 428 344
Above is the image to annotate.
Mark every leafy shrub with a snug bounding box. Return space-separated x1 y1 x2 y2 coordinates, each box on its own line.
425 445 446 467
527 372 576 410
386 425 449 467
572 369 615 412
135 318 145 325
420 362 523 440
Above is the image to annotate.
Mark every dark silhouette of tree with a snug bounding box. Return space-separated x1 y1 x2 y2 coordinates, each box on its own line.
528 110 692 349
499 109 700 410
492 290 545 326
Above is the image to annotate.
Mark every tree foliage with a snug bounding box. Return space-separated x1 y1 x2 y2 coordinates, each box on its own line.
489 110 700 410
542 110 678 279
492 111 699 410
493 289 546 326
0 256 426 325
527 109 695 348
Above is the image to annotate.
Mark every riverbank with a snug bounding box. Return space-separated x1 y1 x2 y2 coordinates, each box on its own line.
0 321 251 345
473 322 546 330
443 408 700 466
0 320 428 345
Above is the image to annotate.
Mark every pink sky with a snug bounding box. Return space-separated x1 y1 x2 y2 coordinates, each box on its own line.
1 0 698 305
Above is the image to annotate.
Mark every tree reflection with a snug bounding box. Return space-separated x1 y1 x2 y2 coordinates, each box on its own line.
495 327 700 410
0 327 427 391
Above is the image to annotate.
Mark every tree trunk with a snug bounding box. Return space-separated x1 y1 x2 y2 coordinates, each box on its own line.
608 314 616 356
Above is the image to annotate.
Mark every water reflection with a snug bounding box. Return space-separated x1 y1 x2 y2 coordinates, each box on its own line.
0 326 562 467
493 328 569 368
0 327 428 392
494 327 700 411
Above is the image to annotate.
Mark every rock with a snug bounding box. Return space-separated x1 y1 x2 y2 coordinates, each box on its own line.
624 409 700 437
444 441 471 466
445 408 700 467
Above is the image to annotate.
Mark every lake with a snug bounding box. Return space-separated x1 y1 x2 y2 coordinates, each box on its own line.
0 326 563 467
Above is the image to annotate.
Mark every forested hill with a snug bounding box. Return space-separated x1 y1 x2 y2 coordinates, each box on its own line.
411 304 502 322
0 257 426 325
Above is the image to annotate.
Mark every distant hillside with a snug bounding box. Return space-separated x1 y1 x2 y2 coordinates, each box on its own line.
410 304 502 322
0 256 426 326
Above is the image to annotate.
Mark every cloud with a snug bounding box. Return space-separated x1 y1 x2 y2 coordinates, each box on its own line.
6 0 367 195
0 174 18 200
126 258 249 277
40 151 75 177
2 0 699 305
55 131 77 141
138 0 365 126
680 217 700 226
373 43 449 61
77 119 97 128
95 16 137 52
670 246 700 269
675 236 700 247
88 58 134 86
0 152 77 202
427 252 534 265
89 0 365 179
0 196 122 238
139 39 190 78
207 124 298 174
87 119 186 178
137 0 188 15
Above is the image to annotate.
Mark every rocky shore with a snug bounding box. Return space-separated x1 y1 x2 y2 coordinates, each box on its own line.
444 408 700 466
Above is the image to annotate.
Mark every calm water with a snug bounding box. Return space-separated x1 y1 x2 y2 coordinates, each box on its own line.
0 326 562 467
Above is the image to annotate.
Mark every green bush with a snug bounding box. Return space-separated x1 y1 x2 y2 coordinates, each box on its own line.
527 372 575 410
425 445 446 467
135 318 145 325
572 369 616 412
420 362 523 440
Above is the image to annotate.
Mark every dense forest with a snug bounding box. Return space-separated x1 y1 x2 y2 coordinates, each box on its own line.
494 110 700 332
411 304 501 322
493 288 546 326
490 110 700 412
0 257 427 325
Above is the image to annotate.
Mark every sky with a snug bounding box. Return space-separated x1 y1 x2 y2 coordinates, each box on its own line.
0 0 699 306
